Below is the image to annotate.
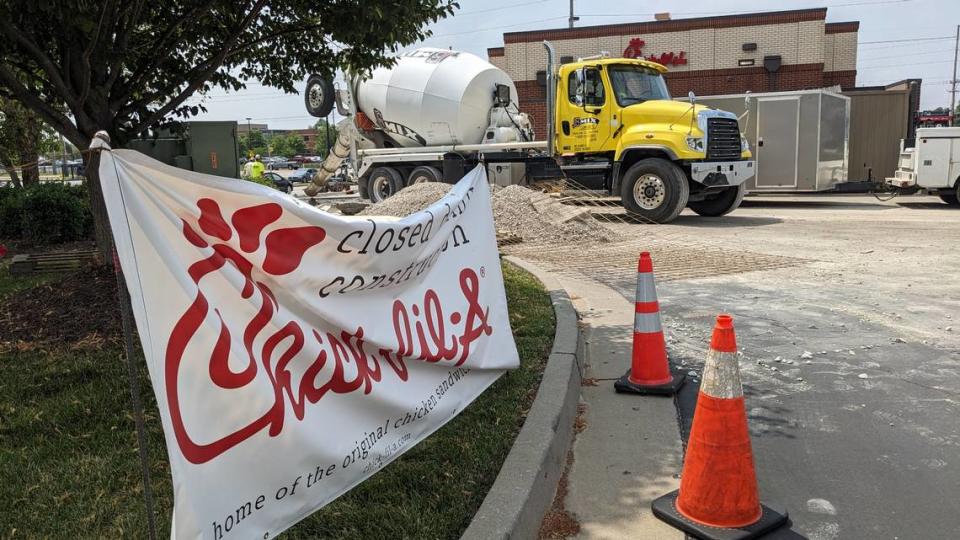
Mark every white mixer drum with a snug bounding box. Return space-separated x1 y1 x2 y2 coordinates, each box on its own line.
355 48 517 148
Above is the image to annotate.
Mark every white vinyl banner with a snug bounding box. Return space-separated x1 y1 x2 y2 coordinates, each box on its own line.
94 139 519 539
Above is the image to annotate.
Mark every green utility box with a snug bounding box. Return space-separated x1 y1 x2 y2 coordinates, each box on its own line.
126 121 240 178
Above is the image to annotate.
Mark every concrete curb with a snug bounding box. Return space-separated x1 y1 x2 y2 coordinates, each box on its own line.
461 256 583 540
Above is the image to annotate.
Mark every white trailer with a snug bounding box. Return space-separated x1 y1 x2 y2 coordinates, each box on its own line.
886 127 960 206
688 89 850 193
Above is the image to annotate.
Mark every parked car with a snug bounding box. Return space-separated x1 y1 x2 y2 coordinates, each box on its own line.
288 168 317 183
262 171 293 193
267 158 300 170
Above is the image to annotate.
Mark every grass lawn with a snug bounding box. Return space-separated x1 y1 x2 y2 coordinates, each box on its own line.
0 261 554 538
0 261 55 297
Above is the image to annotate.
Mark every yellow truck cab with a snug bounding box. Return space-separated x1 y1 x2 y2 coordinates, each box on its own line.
547 47 755 222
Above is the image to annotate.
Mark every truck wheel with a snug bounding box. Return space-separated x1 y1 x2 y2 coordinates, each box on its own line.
304 74 335 118
938 185 960 206
368 167 403 203
358 176 370 199
407 165 442 186
620 158 690 223
688 184 746 217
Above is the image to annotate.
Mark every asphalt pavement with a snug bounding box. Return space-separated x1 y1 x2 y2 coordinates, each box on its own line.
595 194 960 540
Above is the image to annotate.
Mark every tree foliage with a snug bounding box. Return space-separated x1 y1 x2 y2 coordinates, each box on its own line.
0 97 48 188
0 1 457 148
313 118 339 157
269 133 306 157
0 0 457 256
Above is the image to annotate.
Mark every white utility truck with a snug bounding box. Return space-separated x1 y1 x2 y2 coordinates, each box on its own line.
886 127 960 206
303 44 755 223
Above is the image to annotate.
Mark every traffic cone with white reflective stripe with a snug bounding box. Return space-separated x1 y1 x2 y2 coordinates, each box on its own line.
652 315 788 540
614 252 685 396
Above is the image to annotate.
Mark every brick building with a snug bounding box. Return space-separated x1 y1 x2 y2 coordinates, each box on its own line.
487 8 858 136
290 128 319 153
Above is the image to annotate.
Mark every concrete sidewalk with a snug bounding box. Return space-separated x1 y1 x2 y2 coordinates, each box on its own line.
557 275 684 540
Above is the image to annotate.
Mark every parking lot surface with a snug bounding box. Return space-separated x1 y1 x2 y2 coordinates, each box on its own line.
519 193 960 540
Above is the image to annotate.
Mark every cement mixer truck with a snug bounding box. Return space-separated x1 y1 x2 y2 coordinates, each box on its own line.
304 43 754 223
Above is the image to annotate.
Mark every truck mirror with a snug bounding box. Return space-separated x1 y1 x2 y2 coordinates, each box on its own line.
744 91 752 109
575 69 586 107
688 90 696 104
582 68 604 108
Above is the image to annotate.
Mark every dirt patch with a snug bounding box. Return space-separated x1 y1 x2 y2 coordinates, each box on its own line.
538 404 586 539
491 185 611 245
0 264 121 351
358 183 612 246
358 182 452 217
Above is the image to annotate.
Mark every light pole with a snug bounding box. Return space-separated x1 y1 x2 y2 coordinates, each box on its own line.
244 117 253 158
951 25 959 126
60 133 67 180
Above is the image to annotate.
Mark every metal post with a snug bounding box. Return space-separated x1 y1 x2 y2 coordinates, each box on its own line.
244 117 252 158
325 114 332 158
93 132 158 540
60 134 67 180
543 41 556 158
951 25 959 126
568 0 578 28
115 264 159 540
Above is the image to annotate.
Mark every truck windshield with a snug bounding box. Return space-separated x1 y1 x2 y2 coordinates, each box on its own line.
608 65 671 106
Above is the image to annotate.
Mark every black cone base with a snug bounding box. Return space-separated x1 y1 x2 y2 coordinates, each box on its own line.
651 490 789 540
614 369 685 396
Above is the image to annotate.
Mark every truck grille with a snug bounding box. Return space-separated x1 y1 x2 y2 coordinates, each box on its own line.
706 118 741 161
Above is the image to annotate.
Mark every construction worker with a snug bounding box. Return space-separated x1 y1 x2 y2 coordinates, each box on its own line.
249 154 265 180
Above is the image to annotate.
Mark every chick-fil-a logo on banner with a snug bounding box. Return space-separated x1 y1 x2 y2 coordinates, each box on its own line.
95 138 517 538
166 198 493 464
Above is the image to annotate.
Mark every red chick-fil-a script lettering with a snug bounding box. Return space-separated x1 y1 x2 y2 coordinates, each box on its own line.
165 199 493 464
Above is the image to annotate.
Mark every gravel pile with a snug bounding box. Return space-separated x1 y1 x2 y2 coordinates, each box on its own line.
359 183 452 216
359 182 610 245
491 185 609 245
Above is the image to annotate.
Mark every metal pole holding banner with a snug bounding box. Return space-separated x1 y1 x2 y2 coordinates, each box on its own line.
90 131 159 540
114 262 159 540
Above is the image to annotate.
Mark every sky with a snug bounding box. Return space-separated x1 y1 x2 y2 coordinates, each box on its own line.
192 0 960 130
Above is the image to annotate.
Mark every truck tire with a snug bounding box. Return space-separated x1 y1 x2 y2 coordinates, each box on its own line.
358 175 370 200
407 165 442 186
688 184 746 217
304 74 335 118
368 167 403 203
938 185 960 206
620 158 690 223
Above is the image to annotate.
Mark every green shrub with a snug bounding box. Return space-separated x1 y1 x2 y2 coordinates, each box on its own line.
0 183 94 245
245 175 276 190
0 186 26 239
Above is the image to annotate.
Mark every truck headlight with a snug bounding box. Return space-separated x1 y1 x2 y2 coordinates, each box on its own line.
741 136 750 152
685 136 705 152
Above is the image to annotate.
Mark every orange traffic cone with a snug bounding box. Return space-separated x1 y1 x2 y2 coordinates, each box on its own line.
614 252 685 395
652 315 788 539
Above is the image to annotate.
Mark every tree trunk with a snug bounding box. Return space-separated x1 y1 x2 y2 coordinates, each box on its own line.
1 158 21 188
84 150 114 265
18 149 39 186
